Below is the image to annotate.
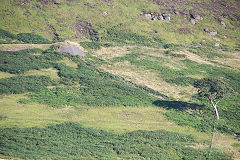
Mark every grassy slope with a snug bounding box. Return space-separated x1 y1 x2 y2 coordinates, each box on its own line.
0 46 239 159
0 0 240 159
0 0 239 48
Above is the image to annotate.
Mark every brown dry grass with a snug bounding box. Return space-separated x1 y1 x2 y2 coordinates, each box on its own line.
175 50 215 65
213 51 240 71
101 61 196 100
93 46 131 59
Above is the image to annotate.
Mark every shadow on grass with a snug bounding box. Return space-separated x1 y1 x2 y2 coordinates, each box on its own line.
153 100 204 111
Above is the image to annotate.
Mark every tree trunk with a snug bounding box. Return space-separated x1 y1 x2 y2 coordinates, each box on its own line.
207 123 216 160
210 99 219 120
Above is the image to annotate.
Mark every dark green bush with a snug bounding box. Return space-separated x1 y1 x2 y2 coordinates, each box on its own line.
30 63 156 107
0 75 54 94
0 28 17 39
0 49 62 74
17 33 51 44
0 122 232 159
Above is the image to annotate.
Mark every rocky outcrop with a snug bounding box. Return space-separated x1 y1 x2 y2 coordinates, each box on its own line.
144 12 171 21
72 20 98 39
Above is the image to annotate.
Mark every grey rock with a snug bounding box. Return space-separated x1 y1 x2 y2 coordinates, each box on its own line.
204 29 217 36
145 13 152 20
174 10 179 15
103 12 108 15
162 13 171 21
152 16 157 21
221 21 226 28
165 16 171 21
60 45 85 56
157 15 164 20
204 28 209 32
209 31 217 36
190 19 196 25
192 14 203 20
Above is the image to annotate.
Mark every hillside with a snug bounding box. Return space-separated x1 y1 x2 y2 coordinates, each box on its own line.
0 0 240 160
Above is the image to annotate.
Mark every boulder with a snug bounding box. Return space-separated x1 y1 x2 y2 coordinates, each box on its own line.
204 29 217 36
209 31 217 36
157 15 164 20
145 13 152 20
221 21 226 28
103 12 108 15
162 13 171 21
174 10 179 15
190 19 196 25
191 14 203 20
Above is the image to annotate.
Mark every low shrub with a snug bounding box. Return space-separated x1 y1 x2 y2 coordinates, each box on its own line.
0 75 54 94
17 33 51 44
0 49 62 74
0 122 232 159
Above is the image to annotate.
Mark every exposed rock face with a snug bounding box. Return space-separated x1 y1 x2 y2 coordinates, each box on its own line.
72 20 98 39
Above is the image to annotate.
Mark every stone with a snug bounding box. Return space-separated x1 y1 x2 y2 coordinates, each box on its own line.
190 19 196 25
165 16 171 21
103 12 108 15
152 16 157 21
192 14 203 20
174 10 179 15
204 28 209 32
221 21 226 28
204 29 217 36
157 15 164 20
145 13 152 20
162 13 171 21
215 43 219 47
209 31 217 36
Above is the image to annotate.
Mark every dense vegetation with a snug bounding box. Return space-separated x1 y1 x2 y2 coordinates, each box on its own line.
29 62 157 107
17 33 51 44
0 75 54 94
0 49 62 74
0 0 240 159
0 28 52 44
0 122 232 160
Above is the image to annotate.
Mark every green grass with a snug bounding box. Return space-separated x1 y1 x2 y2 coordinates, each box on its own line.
0 94 66 128
0 0 239 49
